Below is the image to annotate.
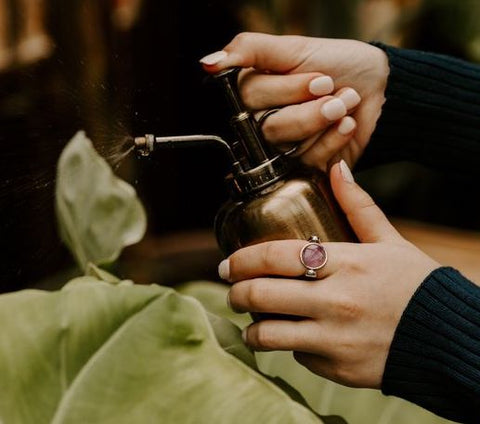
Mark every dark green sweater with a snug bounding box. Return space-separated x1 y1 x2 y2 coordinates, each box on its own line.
365 43 480 177
366 44 480 423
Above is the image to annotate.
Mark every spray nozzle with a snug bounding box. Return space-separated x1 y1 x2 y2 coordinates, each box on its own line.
134 133 242 170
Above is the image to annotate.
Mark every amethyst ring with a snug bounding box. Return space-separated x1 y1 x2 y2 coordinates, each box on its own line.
300 235 327 278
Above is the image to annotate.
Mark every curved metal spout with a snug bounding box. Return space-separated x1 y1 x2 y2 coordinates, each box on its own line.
134 134 239 166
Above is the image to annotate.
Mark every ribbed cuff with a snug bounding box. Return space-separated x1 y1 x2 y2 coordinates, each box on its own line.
360 43 480 177
382 267 480 423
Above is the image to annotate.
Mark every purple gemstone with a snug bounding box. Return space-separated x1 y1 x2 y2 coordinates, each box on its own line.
301 243 327 269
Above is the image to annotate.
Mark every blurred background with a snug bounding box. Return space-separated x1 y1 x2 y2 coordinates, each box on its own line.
1 0 480 292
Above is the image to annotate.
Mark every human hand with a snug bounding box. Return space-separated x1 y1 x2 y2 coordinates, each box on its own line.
219 160 439 389
200 33 389 170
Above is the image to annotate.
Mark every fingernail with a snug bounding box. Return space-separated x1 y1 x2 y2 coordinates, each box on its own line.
338 88 361 109
339 159 354 183
321 98 347 121
218 259 230 281
337 116 356 135
199 50 228 65
241 327 248 344
309 75 334 96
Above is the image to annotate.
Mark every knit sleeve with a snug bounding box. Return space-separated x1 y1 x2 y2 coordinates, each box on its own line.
382 267 480 423
359 43 480 177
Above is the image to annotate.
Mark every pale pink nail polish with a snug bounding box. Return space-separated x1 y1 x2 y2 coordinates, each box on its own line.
339 159 355 183
321 98 347 121
309 76 334 96
338 88 361 109
199 50 228 65
218 259 230 281
337 116 356 135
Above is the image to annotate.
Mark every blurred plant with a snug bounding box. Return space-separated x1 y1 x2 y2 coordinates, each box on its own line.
55 131 146 272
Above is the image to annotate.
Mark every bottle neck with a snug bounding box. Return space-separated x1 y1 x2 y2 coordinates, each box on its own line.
228 154 291 198
230 111 272 170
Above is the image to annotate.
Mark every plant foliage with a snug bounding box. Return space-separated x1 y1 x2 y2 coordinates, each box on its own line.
0 132 345 424
55 131 146 271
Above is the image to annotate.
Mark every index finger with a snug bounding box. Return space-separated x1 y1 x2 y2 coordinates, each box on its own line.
221 239 344 283
200 32 312 74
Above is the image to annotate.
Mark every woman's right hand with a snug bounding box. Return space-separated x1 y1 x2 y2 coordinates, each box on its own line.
200 32 390 170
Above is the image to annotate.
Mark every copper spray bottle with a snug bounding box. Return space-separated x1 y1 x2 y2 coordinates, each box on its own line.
135 67 355 267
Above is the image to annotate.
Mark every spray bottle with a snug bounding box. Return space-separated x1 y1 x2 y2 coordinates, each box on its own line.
134 67 356 311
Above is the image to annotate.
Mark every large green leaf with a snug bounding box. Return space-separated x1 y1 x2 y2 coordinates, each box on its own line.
180 280 454 424
55 131 146 271
0 280 328 424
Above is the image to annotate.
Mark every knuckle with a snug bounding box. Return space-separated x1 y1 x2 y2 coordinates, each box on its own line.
329 362 354 386
241 83 255 108
355 192 376 212
299 103 327 135
292 115 314 137
231 32 254 48
245 280 268 311
261 242 281 272
340 251 362 272
227 286 243 311
252 324 276 349
335 295 362 320
343 190 375 217
228 251 242 279
261 116 278 140
301 144 328 172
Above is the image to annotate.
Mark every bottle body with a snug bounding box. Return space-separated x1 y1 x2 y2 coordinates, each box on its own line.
215 168 355 321
215 168 355 257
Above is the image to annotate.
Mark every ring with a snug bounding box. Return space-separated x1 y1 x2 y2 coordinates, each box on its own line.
300 235 327 278
256 107 281 128
257 108 298 156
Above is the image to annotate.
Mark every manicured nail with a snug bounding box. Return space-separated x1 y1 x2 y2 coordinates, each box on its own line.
338 88 361 109
199 50 228 65
309 75 334 96
339 159 354 183
218 259 230 281
337 116 356 135
321 98 347 121
241 327 248 344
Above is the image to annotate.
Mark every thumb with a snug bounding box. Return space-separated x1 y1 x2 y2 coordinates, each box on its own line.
199 32 308 74
330 160 401 243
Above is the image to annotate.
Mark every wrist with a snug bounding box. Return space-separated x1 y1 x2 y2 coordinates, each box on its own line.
366 42 389 99
382 266 480 422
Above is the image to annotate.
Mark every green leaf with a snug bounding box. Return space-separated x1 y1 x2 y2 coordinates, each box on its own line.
177 280 252 329
256 351 452 424
205 311 258 370
55 131 146 271
0 281 326 424
179 280 453 424
177 281 346 424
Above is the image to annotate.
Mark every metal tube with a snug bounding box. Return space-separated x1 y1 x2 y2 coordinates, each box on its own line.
133 133 241 169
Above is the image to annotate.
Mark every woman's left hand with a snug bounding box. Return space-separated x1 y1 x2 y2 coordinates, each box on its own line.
220 161 440 389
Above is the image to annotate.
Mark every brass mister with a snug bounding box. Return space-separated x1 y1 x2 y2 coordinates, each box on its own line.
134 67 355 257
